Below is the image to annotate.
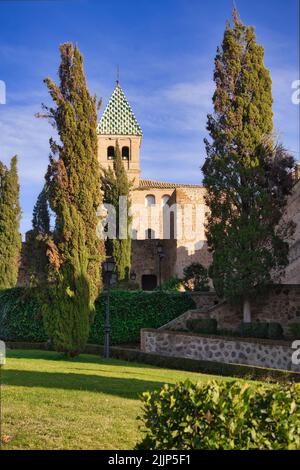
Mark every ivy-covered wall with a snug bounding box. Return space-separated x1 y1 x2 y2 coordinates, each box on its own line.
0 288 195 344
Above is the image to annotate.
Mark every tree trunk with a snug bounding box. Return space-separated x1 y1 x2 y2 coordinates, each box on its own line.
243 298 251 323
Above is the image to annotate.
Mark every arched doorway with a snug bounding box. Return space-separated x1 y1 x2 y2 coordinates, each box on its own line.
141 274 157 291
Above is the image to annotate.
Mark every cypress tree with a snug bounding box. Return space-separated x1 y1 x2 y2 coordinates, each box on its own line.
25 186 51 284
32 187 50 234
41 43 105 355
202 9 295 321
0 156 22 289
101 142 132 281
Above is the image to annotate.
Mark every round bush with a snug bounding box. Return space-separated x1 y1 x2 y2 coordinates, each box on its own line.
136 379 300 450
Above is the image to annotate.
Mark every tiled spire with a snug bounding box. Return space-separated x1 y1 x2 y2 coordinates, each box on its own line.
97 82 142 136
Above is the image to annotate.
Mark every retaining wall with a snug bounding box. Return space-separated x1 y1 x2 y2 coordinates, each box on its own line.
141 328 300 372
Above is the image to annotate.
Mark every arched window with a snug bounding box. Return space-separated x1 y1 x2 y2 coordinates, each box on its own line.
145 195 156 207
107 146 115 160
161 195 170 207
122 146 130 160
145 228 155 240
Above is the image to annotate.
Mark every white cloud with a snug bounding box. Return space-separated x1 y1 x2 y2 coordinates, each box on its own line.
164 81 214 107
0 104 52 184
271 67 300 160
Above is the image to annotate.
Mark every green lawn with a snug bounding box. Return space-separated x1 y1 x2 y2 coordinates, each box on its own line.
1 349 234 450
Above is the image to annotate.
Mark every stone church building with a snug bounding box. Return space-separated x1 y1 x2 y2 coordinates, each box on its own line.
97 82 212 290
97 81 300 290
17 82 300 290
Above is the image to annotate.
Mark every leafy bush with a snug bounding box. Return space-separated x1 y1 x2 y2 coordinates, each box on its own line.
0 288 195 345
156 277 183 292
238 322 284 340
0 288 46 342
183 263 210 292
238 322 269 339
268 322 284 340
136 380 300 450
90 291 195 344
186 318 217 335
289 323 300 339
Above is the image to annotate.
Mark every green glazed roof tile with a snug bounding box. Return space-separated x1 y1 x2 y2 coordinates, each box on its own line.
97 82 142 136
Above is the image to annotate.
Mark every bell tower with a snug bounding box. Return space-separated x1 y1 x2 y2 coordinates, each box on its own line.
97 81 143 187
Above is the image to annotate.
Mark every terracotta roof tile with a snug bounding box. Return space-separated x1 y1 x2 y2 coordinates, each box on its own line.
138 179 203 189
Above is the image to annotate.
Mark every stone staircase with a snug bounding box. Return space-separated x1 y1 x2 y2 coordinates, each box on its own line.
159 300 227 331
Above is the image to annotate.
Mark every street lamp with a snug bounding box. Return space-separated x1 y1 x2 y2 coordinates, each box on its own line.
102 256 116 359
156 241 165 290
130 270 137 282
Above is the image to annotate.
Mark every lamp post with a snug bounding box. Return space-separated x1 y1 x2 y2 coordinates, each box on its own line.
102 256 116 359
156 241 165 290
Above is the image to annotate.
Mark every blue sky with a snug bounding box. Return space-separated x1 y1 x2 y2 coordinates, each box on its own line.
0 0 299 236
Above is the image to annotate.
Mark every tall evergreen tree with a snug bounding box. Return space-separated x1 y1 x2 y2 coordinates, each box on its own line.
32 187 50 234
25 185 51 284
202 9 295 321
40 43 105 355
101 142 132 281
0 156 22 289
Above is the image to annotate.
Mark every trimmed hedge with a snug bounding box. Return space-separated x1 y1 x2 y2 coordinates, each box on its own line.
90 291 195 344
289 323 300 339
0 288 47 342
238 322 283 340
136 380 300 450
0 288 195 345
268 322 284 340
186 318 217 335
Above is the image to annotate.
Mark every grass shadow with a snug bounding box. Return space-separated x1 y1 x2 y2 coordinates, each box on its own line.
6 349 161 371
2 368 168 400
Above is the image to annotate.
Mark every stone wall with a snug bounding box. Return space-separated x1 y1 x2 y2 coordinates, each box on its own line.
141 328 300 372
161 285 300 335
189 292 220 309
131 239 171 287
163 187 212 280
281 180 300 284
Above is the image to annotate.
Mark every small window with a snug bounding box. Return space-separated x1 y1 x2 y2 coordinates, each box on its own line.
145 195 156 207
107 146 115 160
122 146 130 160
131 229 138 240
145 228 155 239
161 195 170 207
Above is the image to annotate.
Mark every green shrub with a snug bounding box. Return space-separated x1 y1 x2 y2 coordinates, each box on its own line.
0 288 46 342
186 318 217 335
268 322 284 340
0 288 195 345
238 322 284 340
289 323 300 339
183 263 210 292
156 277 183 292
238 322 269 339
90 291 195 344
136 380 300 450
